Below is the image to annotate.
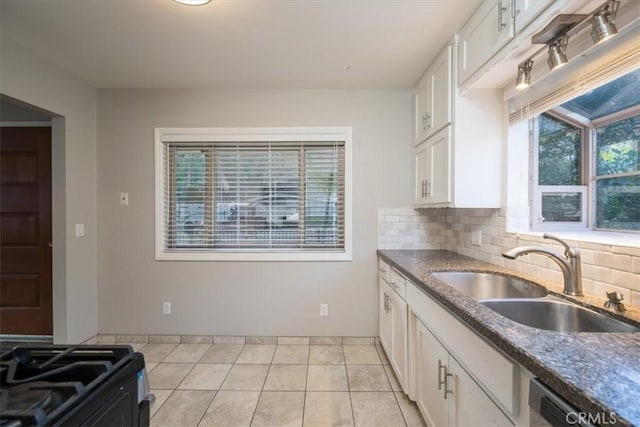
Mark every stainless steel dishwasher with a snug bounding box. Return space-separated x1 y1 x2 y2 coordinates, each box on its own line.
529 379 599 427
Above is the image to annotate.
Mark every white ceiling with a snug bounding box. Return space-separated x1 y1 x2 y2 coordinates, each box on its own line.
0 0 481 89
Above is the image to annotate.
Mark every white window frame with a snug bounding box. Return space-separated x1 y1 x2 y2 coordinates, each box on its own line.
530 111 589 231
154 127 353 261
531 106 640 233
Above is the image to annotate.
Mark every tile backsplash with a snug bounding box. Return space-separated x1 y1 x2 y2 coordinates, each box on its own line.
377 207 640 307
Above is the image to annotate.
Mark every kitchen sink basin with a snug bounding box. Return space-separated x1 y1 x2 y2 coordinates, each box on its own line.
481 298 640 333
431 272 547 300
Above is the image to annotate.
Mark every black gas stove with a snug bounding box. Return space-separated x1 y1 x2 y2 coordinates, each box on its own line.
0 345 153 427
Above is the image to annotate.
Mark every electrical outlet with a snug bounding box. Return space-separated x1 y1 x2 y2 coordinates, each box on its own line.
471 229 482 246
320 303 328 317
120 192 129 206
163 301 171 314
75 224 85 237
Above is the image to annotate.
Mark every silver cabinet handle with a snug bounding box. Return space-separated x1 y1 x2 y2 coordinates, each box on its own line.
437 359 446 390
426 113 432 129
497 1 507 32
422 113 428 131
380 267 386 273
426 180 431 196
511 0 519 19
384 292 388 312
443 366 454 399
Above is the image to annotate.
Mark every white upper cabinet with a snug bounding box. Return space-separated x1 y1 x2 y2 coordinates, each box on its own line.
513 0 555 33
458 1 514 86
413 40 503 209
458 0 557 88
414 45 452 144
414 127 452 207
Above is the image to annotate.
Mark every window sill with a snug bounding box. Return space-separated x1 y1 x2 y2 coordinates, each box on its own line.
507 230 640 249
156 251 352 262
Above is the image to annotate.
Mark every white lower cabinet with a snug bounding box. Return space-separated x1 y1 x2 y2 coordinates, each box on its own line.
416 318 449 427
379 258 523 426
415 316 512 427
378 267 408 390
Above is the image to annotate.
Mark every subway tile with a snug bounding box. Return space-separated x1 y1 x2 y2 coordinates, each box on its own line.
610 270 640 292
631 291 640 308
633 258 640 274
611 246 640 257
582 264 611 283
593 252 632 272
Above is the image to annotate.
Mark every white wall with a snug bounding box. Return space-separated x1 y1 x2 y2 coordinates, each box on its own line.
97 88 413 336
0 37 98 343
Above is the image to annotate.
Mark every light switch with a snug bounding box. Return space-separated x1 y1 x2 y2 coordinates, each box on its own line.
75 223 85 237
120 192 129 206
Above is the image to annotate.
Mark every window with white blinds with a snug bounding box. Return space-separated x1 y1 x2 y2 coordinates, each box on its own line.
154 128 352 261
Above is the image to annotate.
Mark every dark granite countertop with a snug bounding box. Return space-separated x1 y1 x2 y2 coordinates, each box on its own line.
378 249 640 427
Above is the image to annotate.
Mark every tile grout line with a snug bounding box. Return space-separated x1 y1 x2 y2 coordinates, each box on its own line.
343 345 358 427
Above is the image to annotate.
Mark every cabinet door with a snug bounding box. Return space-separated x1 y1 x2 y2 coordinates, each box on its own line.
513 0 554 33
458 0 513 85
414 141 429 205
416 319 449 427
449 358 513 427
425 127 452 205
389 290 407 390
414 77 430 144
427 45 452 138
379 280 392 354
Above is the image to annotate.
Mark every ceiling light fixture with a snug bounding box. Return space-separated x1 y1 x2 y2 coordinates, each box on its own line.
173 0 212 5
515 59 534 91
590 1 619 45
547 37 569 71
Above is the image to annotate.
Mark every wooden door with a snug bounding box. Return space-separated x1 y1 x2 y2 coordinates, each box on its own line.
0 127 52 335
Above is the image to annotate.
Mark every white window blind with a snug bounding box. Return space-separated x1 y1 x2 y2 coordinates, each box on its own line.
507 28 640 125
156 129 351 261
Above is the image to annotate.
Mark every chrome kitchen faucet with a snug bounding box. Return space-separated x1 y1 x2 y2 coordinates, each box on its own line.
502 233 584 296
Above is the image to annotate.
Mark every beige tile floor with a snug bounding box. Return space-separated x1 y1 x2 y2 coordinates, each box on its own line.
133 342 426 427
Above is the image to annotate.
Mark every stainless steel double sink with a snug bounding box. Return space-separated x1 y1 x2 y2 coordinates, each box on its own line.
431 272 639 333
